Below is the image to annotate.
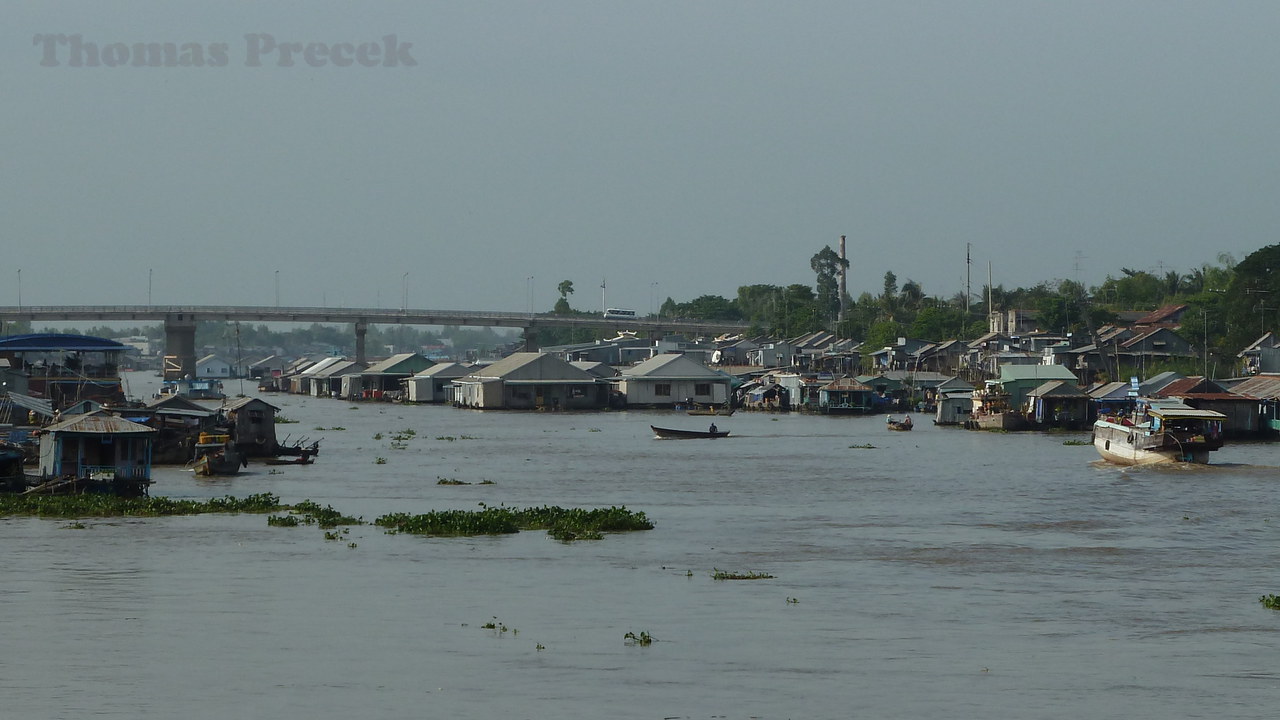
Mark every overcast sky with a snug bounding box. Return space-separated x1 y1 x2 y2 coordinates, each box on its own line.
6 2 1278 315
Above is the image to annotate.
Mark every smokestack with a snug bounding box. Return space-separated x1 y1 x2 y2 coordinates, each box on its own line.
838 235 848 324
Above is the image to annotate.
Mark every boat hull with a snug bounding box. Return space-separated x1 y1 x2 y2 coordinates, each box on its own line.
651 425 730 439
1093 420 1215 465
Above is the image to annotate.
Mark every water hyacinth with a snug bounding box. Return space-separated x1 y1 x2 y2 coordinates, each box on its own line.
0 493 284 518
374 504 653 541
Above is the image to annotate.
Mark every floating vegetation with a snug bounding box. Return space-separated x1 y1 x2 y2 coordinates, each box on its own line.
347 542 357 549
588 428 602 433
1261 594 1280 610
711 569 775 581
373 432 384 440
481 616 512 635
374 504 653 541
459 435 478 440
375 457 387 464
1062 439 1091 446
786 597 799 604
536 643 545 651
64 521 87 530
436 435 457 442
288 500 363 529
849 443 877 449
624 631 653 646
275 415 299 424
0 493 284 519
437 477 468 485
268 469 283 475
267 515 300 527
315 426 346 432
389 441 409 450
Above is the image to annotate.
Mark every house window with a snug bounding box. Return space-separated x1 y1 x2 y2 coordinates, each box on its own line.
655 383 671 397
695 383 711 396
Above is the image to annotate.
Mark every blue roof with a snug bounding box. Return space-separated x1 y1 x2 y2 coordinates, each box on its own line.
0 333 129 352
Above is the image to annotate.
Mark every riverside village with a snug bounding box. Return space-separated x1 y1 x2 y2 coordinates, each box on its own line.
2 242 1279 492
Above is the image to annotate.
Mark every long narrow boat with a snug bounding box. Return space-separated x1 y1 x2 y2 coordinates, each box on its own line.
651 425 730 439
886 415 914 431
1093 403 1226 465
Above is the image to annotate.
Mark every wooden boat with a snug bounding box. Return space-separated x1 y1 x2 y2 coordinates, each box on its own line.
1093 402 1225 465
191 433 246 476
651 425 730 439
687 405 734 416
886 415 914 431
263 455 315 466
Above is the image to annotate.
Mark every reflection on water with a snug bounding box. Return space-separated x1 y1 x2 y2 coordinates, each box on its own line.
2 372 1279 718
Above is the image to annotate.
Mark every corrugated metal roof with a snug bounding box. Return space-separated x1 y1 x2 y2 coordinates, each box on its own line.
5 392 54 418
1229 374 1280 399
45 411 156 435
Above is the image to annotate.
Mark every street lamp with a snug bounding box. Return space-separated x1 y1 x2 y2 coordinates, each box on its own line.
527 276 534 316
148 268 153 307
402 272 409 312
650 282 658 317
275 270 280 307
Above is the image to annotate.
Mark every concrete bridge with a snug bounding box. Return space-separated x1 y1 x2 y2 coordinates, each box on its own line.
0 305 750 377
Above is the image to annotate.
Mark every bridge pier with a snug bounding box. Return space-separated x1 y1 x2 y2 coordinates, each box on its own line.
163 314 198 380
523 328 538 351
355 322 368 364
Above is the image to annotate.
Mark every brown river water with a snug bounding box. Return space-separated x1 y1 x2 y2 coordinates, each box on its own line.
2 372 1279 719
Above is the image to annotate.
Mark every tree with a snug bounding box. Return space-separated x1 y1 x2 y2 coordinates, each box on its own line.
810 246 848 326
557 280 575 299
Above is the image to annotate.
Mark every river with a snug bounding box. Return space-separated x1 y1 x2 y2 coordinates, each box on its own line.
2 372 1279 719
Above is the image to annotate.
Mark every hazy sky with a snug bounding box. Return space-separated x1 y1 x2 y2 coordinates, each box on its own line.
7 2 1279 314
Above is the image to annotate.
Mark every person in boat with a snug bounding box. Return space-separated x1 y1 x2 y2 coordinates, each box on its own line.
709 423 717 434
903 414 912 426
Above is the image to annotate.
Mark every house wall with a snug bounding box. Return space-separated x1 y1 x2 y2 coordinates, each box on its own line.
619 379 727 406
198 360 231 378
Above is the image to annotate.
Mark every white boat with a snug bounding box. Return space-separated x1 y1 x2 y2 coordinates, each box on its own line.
1093 402 1226 465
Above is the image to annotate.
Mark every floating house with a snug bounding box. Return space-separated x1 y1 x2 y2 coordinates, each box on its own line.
617 353 731 408
1026 380 1091 429
817 376 876 414
357 353 434 399
454 353 606 410
221 396 284 457
404 362 474 403
0 333 128 408
36 410 157 495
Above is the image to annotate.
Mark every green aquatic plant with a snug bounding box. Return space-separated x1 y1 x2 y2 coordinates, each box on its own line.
373 432 384 440
437 477 468 485
624 631 653 646
374 457 387 464
712 569 775 581
1062 439 1091 446
1260 594 1280 610
275 415 299 424
374 505 653 540
849 443 876 449
267 515 300 527
0 493 284 519
436 435 457 442
786 597 799 604
288 500 362 529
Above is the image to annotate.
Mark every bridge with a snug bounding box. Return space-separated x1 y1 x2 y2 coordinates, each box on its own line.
0 305 750 377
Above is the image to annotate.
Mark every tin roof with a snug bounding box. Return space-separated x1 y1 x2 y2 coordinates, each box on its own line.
45 411 156 435
1230 374 1280 399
